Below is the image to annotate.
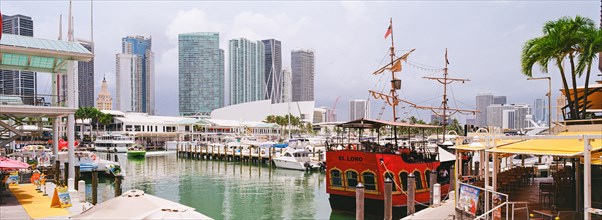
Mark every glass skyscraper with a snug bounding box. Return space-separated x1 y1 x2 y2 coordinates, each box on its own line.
229 38 265 105
116 35 154 114
178 32 225 115
291 49 315 102
262 39 282 103
1 14 36 105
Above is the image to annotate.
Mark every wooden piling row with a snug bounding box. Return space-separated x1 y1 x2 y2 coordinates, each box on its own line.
176 144 278 165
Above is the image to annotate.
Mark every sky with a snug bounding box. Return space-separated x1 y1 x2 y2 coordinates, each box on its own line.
2 1 599 123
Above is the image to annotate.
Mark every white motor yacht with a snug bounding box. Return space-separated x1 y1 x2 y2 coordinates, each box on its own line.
273 147 321 171
94 133 134 153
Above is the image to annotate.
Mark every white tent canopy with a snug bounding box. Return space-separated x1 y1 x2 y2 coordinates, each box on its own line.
70 189 212 220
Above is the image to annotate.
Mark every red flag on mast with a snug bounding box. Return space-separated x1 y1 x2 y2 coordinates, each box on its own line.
384 24 392 39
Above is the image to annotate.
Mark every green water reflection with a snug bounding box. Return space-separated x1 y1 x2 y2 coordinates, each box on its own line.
84 153 355 219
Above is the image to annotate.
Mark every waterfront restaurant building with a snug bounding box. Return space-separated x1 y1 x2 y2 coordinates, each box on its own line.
99 110 281 147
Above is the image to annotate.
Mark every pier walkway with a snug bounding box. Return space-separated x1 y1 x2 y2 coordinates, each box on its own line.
1 183 87 219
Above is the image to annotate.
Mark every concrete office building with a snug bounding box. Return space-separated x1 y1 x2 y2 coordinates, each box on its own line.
475 93 494 127
349 99 370 121
291 49 315 102
1 14 36 105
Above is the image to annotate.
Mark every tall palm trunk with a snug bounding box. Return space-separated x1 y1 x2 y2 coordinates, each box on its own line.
581 62 592 118
556 60 576 120
568 53 580 119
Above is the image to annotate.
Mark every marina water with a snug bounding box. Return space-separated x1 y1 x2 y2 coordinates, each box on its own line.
80 152 356 219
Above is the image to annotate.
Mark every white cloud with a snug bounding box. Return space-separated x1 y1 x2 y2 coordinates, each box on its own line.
340 1 367 23
165 9 224 41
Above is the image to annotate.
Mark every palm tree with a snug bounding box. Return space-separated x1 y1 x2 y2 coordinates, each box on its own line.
576 26 602 118
99 113 113 131
521 16 596 120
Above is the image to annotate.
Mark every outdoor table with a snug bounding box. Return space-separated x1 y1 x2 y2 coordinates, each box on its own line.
533 209 556 220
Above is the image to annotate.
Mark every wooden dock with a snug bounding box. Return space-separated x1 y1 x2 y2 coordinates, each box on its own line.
176 144 279 165
176 144 325 165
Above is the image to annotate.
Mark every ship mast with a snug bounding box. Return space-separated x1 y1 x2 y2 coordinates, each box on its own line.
422 49 477 145
388 18 399 146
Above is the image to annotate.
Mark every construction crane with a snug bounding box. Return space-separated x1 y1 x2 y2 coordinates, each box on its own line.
330 96 341 122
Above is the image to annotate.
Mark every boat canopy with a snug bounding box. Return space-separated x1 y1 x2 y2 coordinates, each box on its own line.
337 118 441 129
486 132 601 157
273 143 289 148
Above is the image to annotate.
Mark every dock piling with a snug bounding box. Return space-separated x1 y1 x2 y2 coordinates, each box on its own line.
384 177 392 220
114 176 123 197
356 182 364 220
54 160 60 183
407 173 415 215
78 180 85 201
63 162 69 184
91 169 98 205
74 165 80 190
474 161 480 177
429 170 437 206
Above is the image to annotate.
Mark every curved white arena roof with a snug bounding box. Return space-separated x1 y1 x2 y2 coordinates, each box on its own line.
211 100 315 123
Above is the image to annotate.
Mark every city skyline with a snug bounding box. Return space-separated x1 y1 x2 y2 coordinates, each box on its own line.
3 1 598 121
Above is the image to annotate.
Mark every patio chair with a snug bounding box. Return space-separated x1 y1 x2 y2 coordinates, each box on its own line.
539 182 555 207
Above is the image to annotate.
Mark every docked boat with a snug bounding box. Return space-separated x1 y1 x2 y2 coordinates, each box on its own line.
273 147 322 171
94 133 134 153
326 119 455 216
127 144 146 159
325 19 475 217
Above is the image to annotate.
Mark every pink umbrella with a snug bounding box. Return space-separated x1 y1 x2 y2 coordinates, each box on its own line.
0 157 30 171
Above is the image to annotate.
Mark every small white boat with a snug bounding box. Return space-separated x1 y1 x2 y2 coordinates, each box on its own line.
273 148 322 171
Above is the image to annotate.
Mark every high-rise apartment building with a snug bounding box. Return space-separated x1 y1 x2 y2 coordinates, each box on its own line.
116 53 136 112
96 76 113 110
534 98 546 124
115 35 154 114
77 40 95 107
349 99 370 121
475 93 494 127
281 68 292 103
178 32 225 115
262 39 282 103
1 14 36 105
229 38 265 105
487 104 531 130
493 96 507 105
291 49 315 102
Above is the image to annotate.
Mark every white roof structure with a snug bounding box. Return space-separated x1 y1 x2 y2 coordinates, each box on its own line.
211 100 315 123
202 119 278 128
102 110 199 126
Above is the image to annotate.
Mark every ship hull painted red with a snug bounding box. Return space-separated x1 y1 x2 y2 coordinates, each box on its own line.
326 150 451 214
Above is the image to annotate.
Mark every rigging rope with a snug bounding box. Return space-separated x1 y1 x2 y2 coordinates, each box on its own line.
379 160 431 207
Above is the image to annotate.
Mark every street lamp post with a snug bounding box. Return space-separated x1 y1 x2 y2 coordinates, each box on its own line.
527 77 552 134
